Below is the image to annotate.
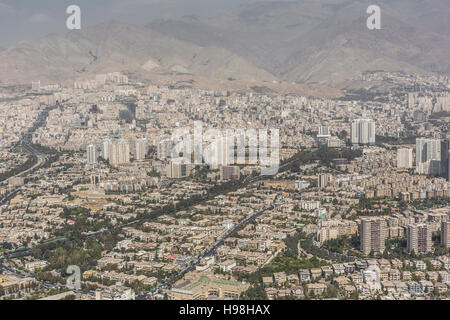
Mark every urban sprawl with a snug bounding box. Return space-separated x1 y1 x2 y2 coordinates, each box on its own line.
0 71 449 301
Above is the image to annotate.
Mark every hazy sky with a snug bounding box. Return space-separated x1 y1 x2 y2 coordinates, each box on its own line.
0 0 272 47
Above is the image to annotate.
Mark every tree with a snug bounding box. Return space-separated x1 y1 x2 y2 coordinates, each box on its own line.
242 285 268 300
325 285 338 298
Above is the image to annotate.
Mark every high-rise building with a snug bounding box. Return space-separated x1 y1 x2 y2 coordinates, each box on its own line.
86 144 98 165
413 110 427 122
361 217 387 255
205 134 233 170
102 138 112 160
407 224 432 254
408 92 418 109
109 142 118 165
318 174 331 188
448 149 450 182
416 138 441 175
134 138 147 161
440 140 450 181
90 175 100 185
317 125 331 146
220 166 240 181
318 126 330 137
157 139 174 160
441 221 450 249
351 119 376 146
31 80 40 92
110 139 130 166
166 159 191 179
397 148 413 169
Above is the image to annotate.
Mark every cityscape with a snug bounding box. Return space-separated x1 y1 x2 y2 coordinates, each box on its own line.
0 0 449 305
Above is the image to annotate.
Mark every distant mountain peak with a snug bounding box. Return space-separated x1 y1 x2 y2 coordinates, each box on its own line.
0 0 448 87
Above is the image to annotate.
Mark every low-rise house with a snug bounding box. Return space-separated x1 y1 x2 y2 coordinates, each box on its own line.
438 256 449 270
389 269 401 281
332 264 345 275
321 266 333 278
307 283 327 296
365 259 378 267
298 269 311 282
438 271 450 282
419 280 434 293
83 270 98 279
265 287 278 299
391 259 403 269
219 260 237 272
291 285 304 298
273 272 287 285
143 277 158 287
402 271 412 281
357 283 370 296
380 270 389 281
24 260 48 272
377 259 391 270
350 273 363 284
343 262 355 273
99 283 135 300
394 281 408 294
413 271 425 280
262 277 274 287
277 289 292 298
334 276 351 287
287 274 299 284
355 260 368 271
435 283 448 294
406 281 422 295
403 260 413 268
381 280 396 293
414 260 427 270
426 271 439 282
343 284 356 296
97 257 125 270
310 268 322 280
430 259 442 270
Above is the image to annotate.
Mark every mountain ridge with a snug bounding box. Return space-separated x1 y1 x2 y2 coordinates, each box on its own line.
0 0 448 89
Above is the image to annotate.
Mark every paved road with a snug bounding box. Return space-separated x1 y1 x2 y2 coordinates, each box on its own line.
144 155 317 298
145 204 274 297
1 146 316 298
0 142 48 205
0 258 81 298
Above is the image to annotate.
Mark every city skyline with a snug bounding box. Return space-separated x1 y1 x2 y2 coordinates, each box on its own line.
0 0 449 306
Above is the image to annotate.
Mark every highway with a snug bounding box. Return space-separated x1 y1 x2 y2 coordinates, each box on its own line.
143 157 306 298
0 259 81 295
1 140 315 298
0 142 48 206
143 204 274 298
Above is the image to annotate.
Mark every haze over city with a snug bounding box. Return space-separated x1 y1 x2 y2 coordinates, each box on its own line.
0 0 449 307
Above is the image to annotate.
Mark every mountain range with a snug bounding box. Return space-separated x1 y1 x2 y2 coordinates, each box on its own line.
0 0 448 91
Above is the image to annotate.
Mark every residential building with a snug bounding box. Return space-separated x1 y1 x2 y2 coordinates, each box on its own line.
351 119 376 146
361 217 387 255
416 138 441 176
441 221 450 249
86 144 98 165
397 148 413 169
407 224 432 254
